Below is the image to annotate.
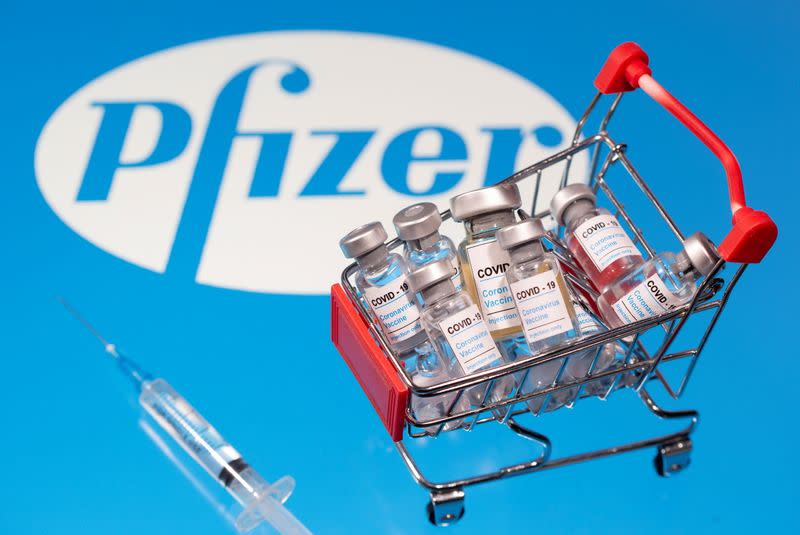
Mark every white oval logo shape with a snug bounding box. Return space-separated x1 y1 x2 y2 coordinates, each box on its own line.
35 31 587 295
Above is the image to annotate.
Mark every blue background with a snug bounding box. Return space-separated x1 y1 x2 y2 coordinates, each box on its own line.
1 1 797 533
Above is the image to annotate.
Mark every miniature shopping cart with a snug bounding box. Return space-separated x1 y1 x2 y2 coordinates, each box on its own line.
330 43 777 526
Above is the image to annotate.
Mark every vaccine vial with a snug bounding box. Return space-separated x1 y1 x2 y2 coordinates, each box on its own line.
408 259 516 410
340 222 427 354
411 342 466 435
393 202 464 292
569 303 621 398
496 218 580 412
550 184 643 292
597 232 720 328
450 183 523 342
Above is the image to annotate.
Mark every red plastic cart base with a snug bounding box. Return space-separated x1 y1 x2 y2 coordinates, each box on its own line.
331 283 408 441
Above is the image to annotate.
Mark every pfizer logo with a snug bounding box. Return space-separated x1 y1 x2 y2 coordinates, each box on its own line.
35 31 587 295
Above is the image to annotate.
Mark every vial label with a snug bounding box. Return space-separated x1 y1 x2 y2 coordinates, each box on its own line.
509 270 573 344
574 214 642 271
573 304 601 335
363 278 422 344
611 274 683 325
465 240 520 332
439 304 503 374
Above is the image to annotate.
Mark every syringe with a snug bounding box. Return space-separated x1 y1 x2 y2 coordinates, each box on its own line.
60 299 311 535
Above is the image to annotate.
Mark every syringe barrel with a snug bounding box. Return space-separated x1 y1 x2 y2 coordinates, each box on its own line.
139 378 253 501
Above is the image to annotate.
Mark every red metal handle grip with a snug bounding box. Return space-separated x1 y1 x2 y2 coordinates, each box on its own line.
331 283 408 441
594 42 777 263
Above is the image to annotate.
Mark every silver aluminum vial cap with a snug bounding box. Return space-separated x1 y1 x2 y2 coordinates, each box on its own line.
393 202 443 241
407 259 455 293
339 221 388 259
449 183 522 222
549 184 596 226
496 218 547 250
682 232 720 276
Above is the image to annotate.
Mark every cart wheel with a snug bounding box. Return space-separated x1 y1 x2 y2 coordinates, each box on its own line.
654 436 692 477
426 488 465 526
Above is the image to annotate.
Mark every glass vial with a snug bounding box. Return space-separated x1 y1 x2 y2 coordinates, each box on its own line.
408 259 516 410
449 183 523 342
550 184 643 292
497 218 580 413
597 232 720 328
393 202 464 292
411 341 466 435
569 303 622 398
340 221 427 354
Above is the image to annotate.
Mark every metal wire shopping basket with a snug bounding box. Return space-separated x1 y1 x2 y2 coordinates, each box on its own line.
330 42 777 526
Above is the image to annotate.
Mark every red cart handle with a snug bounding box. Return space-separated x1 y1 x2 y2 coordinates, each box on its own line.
594 42 777 264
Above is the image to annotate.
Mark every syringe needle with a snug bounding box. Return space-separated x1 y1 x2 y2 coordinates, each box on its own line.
57 296 120 358
59 298 308 534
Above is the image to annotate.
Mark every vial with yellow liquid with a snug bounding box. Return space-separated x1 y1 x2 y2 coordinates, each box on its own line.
449 183 524 342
